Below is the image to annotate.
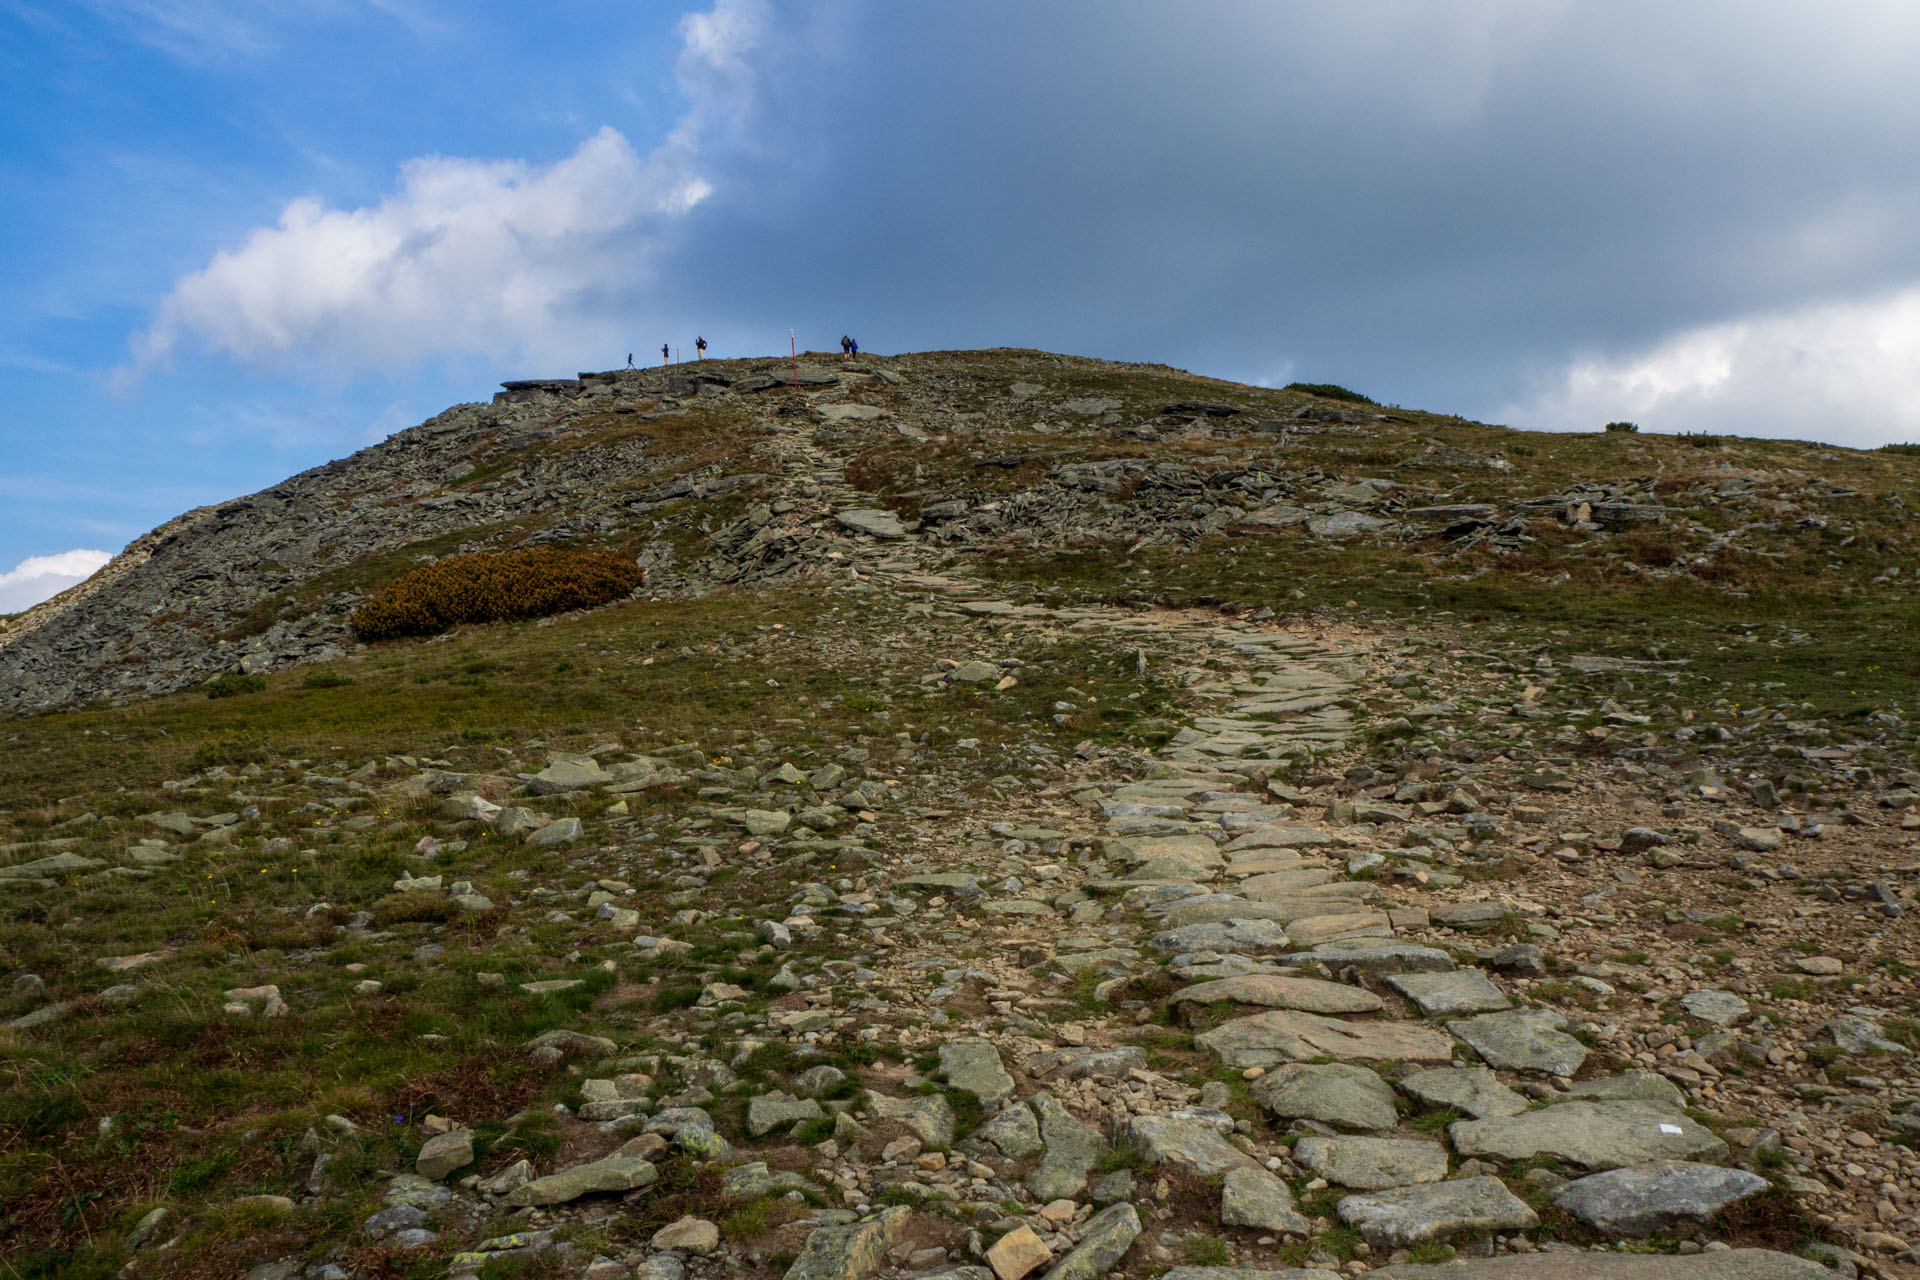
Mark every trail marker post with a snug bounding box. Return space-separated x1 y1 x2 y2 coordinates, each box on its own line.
790 329 799 389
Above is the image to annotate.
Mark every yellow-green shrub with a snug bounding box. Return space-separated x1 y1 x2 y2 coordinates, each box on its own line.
350 548 642 642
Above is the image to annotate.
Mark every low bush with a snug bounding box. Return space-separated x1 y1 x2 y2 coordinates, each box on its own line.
1604 420 1640 433
204 673 267 699
351 548 642 642
1285 382 1376 405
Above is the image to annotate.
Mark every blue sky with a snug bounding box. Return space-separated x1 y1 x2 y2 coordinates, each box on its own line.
7 1 1920 608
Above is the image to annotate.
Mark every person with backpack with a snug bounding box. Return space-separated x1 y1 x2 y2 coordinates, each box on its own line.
840 334 852 357
695 336 708 359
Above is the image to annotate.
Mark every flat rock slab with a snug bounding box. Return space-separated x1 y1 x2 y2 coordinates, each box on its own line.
1679 989 1749 1026
748 1095 823 1136
1150 920 1292 955
1122 1115 1258 1175
978 1101 1043 1159
1160 897 1285 928
868 1093 955 1147
1028 1094 1105 1200
1164 1270 1338 1280
1396 1066 1529 1119
1388 969 1511 1017
1170 975 1382 1018
1225 824 1339 850
507 1154 657 1206
1447 1009 1588 1076
1554 1161 1769 1237
1198 1010 1456 1069
940 1042 1014 1108
1337 1176 1538 1249
785 1206 910 1280
1429 901 1518 931
1219 1165 1312 1234
1038 1202 1140 1280
1285 944 1454 973
1450 1101 1728 1170
1293 1136 1448 1190
1369 1251 1830 1279
1285 913 1392 946
1239 868 1338 899
834 509 909 539
1554 1070 1686 1111
1252 1063 1398 1131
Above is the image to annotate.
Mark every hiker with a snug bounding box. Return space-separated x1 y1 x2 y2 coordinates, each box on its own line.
849 336 859 357
661 343 670 366
695 336 707 359
626 352 633 369
840 334 851 357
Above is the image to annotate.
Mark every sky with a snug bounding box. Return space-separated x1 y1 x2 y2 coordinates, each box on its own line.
7 1 1920 609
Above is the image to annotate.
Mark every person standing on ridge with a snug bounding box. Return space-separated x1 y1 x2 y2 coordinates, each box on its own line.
849 336 859 357
661 343 670 366
840 334 851 357
626 352 633 368
695 336 707 359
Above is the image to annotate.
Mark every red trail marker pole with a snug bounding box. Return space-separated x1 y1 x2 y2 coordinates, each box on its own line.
790 329 799 389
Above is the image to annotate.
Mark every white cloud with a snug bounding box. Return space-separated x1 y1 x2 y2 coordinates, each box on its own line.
1501 285 1920 448
128 0 767 378
0 549 112 614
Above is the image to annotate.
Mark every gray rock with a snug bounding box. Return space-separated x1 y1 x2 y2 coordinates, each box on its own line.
1121 1114 1259 1175
1554 1161 1769 1237
1197 1009 1456 1069
1251 1063 1398 1131
1337 1176 1538 1249
1149 919 1292 955
1219 1165 1311 1234
527 817 583 847
977 1100 1043 1159
749 1094 824 1136
506 1153 657 1206
834 509 909 540
1396 1066 1529 1119
1679 989 1749 1026
1292 1136 1449 1190
868 1092 955 1147
1164 1271 1338 1280
1027 1094 1105 1199
940 1041 1015 1109
784 1206 910 1280
1282 943 1454 973
793 1065 848 1098
1450 1101 1728 1170
1823 1015 1913 1056
1428 901 1519 931
1170 975 1383 1017
530 758 612 794
416 1128 474 1180
1554 1070 1686 1110
1053 1047 1148 1081
1037 1202 1140 1280
1447 1009 1588 1076
726 1162 820 1198
0 851 105 879
1387 969 1511 1017
1368 1252 1830 1278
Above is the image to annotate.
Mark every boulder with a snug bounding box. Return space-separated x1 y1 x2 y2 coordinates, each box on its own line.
1337 1176 1538 1249
1450 1101 1727 1170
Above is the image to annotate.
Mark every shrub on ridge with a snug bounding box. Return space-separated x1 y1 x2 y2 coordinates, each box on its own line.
350 548 642 642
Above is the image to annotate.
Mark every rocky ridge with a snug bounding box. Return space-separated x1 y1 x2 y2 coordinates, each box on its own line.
3 350 1920 1279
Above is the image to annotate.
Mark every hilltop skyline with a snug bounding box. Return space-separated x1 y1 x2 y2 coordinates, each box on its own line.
7 1 1920 606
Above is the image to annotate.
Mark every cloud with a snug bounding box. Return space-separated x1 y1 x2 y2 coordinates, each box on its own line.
1500 285 1920 447
127 0 768 378
0 549 112 614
